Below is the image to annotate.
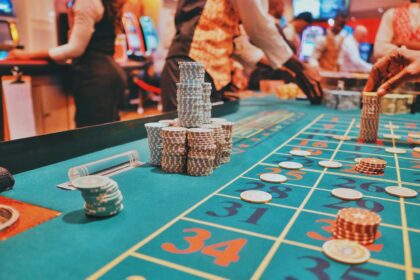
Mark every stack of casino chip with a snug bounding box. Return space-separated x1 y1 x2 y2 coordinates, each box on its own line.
358 92 380 143
187 128 216 176
145 122 169 166
179 61 205 83
201 123 225 168
177 83 204 128
220 122 234 163
160 127 188 173
72 175 124 217
334 208 381 245
355 158 386 175
177 61 206 128
202 82 212 124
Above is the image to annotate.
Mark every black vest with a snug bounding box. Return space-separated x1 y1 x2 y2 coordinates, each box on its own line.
84 0 116 56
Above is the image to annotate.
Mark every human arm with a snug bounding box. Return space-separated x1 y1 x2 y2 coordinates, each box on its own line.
283 26 295 43
8 0 103 62
364 48 420 96
232 0 322 104
49 0 103 62
232 25 268 69
232 0 293 68
374 9 398 59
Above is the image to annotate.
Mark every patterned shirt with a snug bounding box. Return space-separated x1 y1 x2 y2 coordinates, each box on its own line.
167 0 293 90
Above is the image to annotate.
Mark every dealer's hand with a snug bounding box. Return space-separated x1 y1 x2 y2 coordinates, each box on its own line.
364 49 420 96
283 56 323 104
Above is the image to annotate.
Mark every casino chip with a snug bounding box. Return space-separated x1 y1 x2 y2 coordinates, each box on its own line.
322 239 370 264
240 190 272 204
413 147 420 153
211 118 228 123
0 204 20 232
289 150 311 157
278 161 303 170
385 147 407 154
161 127 188 174
331 188 363 200
159 119 177 126
385 186 418 198
319 161 343 169
259 173 287 183
383 134 401 140
354 158 386 175
72 175 124 217
0 167 15 193
334 208 381 245
333 135 352 141
354 158 363 163
145 122 169 166
72 175 110 189
358 92 380 143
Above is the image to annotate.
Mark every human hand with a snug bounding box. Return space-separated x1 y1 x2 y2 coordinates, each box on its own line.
283 56 323 104
302 63 321 82
364 49 420 96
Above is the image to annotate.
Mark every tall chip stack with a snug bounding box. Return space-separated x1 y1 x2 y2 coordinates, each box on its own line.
177 62 206 128
358 92 380 143
201 123 225 168
202 82 212 124
187 128 216 176
333 208 381 245
144 61 235 177
160 127 188 173
221 122 234 163
145 122 169 166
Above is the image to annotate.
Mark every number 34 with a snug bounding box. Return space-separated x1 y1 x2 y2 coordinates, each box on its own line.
162 228 247 267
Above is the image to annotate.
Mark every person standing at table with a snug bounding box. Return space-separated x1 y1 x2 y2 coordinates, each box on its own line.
283 12 314 54
374 0 420 59
309 13 347 71
339 25 372 73
8 0 127 128
160 0 323 112
233 0 319 92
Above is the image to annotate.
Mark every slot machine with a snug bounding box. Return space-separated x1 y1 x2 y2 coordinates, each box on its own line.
139 16 159 55
122 12 146 61
0 0 19 60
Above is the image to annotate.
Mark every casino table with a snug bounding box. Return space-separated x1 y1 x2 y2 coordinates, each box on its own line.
0 96 419 280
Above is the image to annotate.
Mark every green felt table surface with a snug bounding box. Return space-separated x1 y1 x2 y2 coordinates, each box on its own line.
1 96 419 280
